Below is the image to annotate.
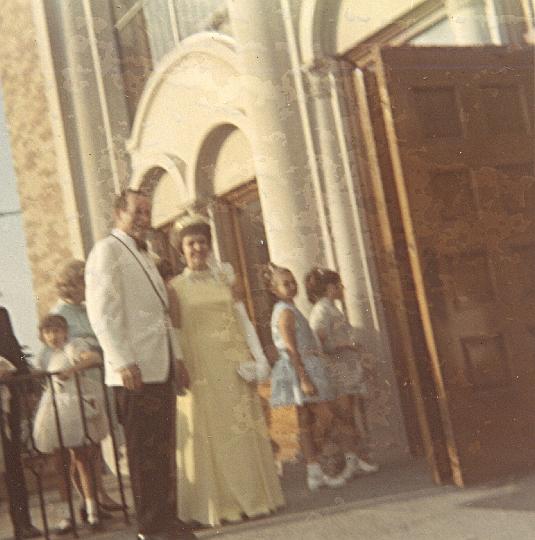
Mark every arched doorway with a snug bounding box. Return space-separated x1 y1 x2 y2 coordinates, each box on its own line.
194 127 301 461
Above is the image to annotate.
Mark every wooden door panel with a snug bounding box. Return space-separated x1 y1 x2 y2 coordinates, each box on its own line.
217 184 300 462
351 67 452 476
376 46 535 484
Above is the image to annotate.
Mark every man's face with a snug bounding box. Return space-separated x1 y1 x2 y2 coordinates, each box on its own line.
117 193 151 240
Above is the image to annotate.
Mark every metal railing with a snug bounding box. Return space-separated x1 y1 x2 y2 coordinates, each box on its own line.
0 366 129 539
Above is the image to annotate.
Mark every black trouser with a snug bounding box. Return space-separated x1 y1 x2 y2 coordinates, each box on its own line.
114 377 176 535
0 393 32 536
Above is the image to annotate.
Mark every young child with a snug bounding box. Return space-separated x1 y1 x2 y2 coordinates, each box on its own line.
306 268 379 480
32 314 108 531
264 263 344 490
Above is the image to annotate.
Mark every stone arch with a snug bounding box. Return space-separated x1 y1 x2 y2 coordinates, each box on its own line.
127 32 238 154
191 122 256 201
299 0 342 65
126 33 252 220
129 155 189 228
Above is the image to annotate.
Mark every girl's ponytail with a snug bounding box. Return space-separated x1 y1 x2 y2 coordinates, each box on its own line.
305 267 340 304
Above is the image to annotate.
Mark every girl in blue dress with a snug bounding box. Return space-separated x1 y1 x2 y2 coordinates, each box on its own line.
264 263 344 490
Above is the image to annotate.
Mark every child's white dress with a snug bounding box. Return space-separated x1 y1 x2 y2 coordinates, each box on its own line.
309 298 366 397
33 338 108 453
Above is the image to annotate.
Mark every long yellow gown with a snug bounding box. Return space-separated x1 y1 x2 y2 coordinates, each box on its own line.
171 268 284 526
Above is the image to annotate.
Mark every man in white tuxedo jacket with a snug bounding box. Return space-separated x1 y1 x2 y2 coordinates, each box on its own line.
85 189 195 540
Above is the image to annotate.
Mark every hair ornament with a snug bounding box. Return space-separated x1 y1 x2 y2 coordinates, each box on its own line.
170 212 211 250
172 212 210 232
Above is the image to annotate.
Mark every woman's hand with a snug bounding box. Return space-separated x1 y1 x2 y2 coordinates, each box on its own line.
299 373 317 397
78 350 102 367
119 364 143 391
57 367 75 381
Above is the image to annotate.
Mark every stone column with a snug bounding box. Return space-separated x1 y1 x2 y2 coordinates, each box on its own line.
41 0 131 244
306 57 410 461
227 0 325 308
306 58 373 329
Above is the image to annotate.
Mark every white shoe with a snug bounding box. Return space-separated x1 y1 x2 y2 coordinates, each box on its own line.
307 463 346 490
355 457 379 474
341 458 358 481
307 463 324 491
323 473 346 488
54 518 73 536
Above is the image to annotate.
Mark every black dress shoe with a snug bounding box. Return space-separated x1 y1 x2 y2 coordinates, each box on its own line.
16 524 42 539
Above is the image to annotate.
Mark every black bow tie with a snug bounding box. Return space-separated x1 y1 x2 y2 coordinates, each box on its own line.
135 238 148 252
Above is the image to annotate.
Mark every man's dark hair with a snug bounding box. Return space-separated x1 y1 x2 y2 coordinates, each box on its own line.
113 188 149 213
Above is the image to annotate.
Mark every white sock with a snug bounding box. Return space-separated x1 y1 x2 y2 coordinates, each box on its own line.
307 462 322 475
57 517 71 529
86 498 98 523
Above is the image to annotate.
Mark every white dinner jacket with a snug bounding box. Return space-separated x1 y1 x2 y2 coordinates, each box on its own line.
85 229 181 386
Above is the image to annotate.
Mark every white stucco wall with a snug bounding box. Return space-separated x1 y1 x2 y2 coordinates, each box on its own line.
211 127 255 195
336 0 426 51
299 0 429 62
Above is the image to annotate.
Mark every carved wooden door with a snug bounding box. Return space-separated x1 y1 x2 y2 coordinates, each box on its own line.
376 46 535 484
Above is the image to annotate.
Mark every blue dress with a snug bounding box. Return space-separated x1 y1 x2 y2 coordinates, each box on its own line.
270 301 334 407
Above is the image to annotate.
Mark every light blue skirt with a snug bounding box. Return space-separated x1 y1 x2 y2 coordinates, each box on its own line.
270 352 335 407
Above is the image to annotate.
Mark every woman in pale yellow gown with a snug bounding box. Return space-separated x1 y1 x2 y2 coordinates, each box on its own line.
169 216 284 527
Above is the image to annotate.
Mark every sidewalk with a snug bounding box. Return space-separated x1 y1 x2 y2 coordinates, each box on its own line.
3 459 535 540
